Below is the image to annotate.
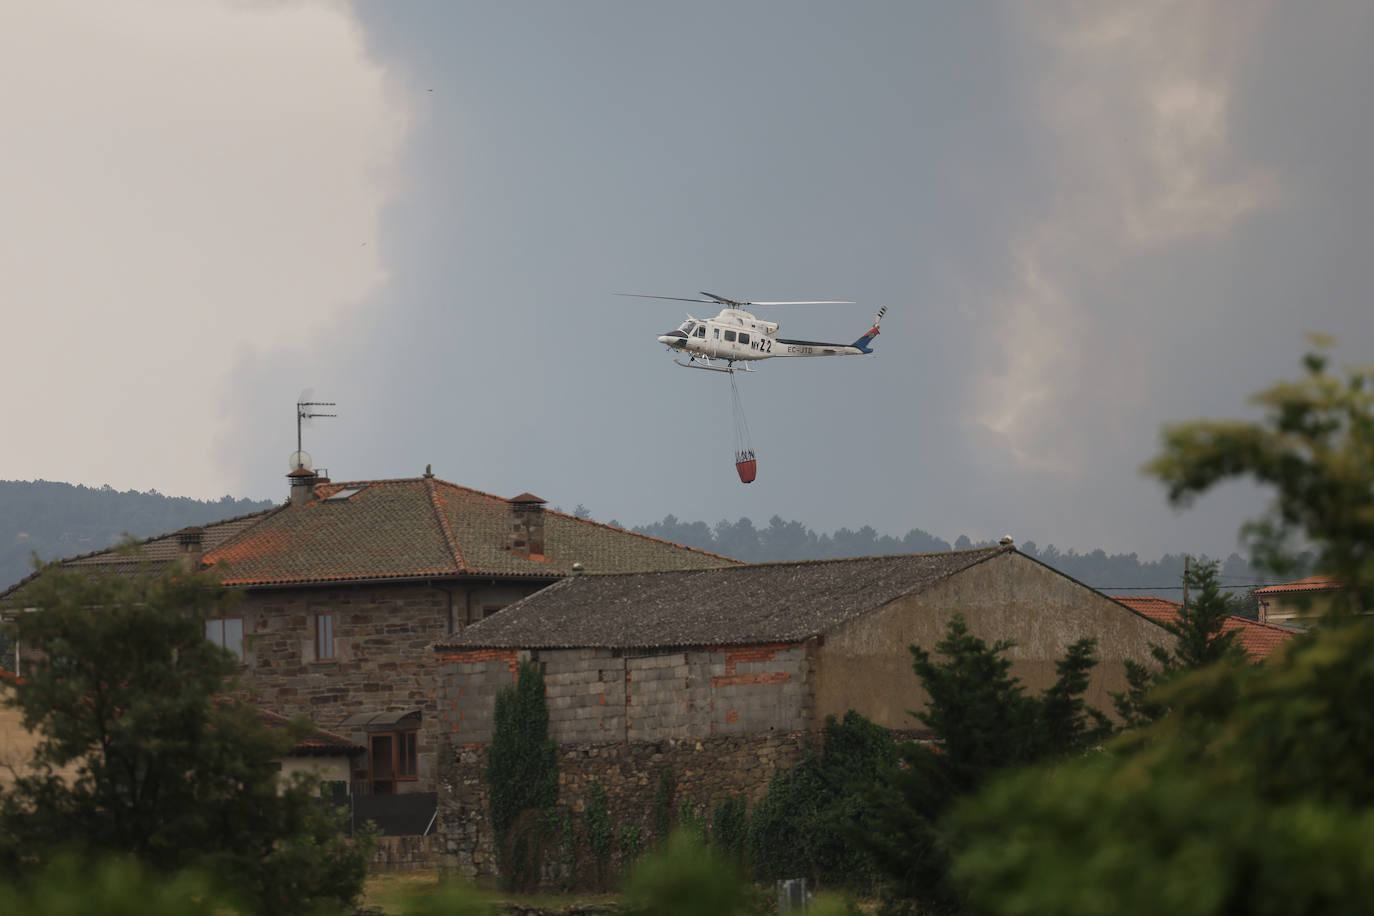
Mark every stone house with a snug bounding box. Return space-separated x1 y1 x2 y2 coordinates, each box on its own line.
1 471 738 803
433 543 1172 877
1113 595 1299 660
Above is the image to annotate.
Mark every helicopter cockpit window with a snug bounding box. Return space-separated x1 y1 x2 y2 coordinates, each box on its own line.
693 325 706 338
678 320 694 334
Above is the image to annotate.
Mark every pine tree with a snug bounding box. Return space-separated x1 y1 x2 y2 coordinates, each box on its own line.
1113 559 1246 728
485 659 558 890
862 615 1109 914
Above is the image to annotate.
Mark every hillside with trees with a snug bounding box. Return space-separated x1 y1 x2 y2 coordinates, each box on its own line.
625 514 1280 604
0 480 276 591
0 479 1277 604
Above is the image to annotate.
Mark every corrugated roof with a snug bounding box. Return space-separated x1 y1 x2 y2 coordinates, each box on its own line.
3 478 737 595
1111 595 1299 660
1253 575 1340 595
439 546 1011 650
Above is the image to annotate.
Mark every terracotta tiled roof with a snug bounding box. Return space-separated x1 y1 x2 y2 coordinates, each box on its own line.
255 707 365 756
440 546 1013 650
4 478 736 595
203 478 737 586
1111 596 1299 660
1253 575 1340 595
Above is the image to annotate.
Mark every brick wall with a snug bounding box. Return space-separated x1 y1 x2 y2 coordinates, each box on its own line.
437 643 812 748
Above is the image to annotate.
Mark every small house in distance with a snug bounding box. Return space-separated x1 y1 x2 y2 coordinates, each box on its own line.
433 543 1171 877
1253 576 1344 628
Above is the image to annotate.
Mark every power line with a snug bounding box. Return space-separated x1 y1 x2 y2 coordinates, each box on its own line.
1100 584 1262 591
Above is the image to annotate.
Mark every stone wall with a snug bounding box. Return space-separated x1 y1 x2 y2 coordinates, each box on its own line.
439 732 811 881
437 643 812 748
231 581 544 795
371 834 442 872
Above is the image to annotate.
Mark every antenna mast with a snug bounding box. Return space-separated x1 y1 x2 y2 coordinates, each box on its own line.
295 399 337 457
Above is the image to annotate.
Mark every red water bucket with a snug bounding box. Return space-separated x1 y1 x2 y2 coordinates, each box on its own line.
735 453 757 484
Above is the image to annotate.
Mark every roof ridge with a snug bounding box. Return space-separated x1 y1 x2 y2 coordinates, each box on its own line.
542 507 743 564
320 476 516 504
1231 615 1303 633
1254 574 1340 593
425 477 469 574
716 544 1009 572
198 503 290 564
568 546 1010 580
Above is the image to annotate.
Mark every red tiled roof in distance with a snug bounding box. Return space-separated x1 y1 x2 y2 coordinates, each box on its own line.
1112 596 1299 660
1253 575 1340 595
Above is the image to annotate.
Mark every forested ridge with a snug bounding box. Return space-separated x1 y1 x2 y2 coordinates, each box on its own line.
0 480 1279 602
0 480 276 590
624 514 1276 601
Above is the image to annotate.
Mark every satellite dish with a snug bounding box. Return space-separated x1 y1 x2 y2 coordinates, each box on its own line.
289 450 313 472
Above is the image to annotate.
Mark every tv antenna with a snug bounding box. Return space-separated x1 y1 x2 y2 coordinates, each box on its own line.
292 393 337 472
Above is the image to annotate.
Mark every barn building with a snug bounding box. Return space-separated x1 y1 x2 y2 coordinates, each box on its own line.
433 543 1170 877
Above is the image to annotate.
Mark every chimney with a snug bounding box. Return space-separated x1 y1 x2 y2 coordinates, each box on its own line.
288 467 319 507
507 493 547 557
175 526 204 572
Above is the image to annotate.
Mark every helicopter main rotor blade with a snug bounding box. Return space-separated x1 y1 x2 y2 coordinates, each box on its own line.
616 293 717 304
699 291 857 307
618 291 857 307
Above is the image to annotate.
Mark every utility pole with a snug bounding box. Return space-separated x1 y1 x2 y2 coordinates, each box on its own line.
1182 554 1192 615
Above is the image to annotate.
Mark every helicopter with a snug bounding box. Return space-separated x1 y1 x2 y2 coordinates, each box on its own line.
618 291 887 373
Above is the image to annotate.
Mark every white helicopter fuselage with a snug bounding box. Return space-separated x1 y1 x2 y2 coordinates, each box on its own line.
657 308 868 363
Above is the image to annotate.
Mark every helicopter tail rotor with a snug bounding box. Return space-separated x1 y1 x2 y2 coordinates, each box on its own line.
851 306 888 354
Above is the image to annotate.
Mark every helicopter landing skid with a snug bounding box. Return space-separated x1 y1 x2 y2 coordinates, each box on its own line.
673 357 753 373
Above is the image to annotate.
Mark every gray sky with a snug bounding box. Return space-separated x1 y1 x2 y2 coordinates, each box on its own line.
4 1 1372 559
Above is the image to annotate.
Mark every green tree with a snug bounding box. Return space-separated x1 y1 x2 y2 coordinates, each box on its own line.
862 616 1109 914
951 622 1374 916
949 343 1374 915
485 659 558 890
1148 339 1374 616
1112 559 1246 728
746 711 898 890
0 561 368 914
